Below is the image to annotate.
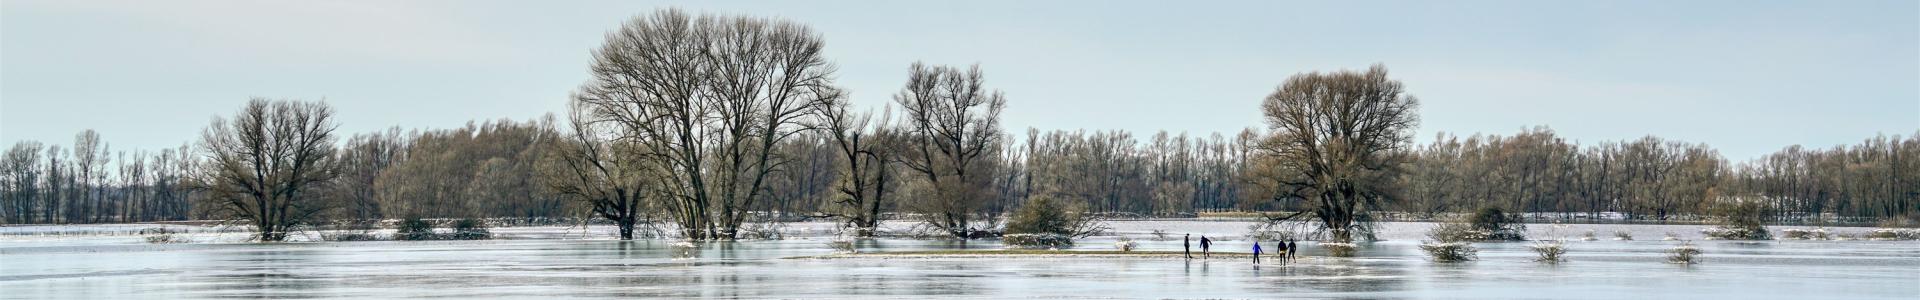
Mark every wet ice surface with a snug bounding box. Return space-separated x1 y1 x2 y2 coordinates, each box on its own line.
3 221 1917 299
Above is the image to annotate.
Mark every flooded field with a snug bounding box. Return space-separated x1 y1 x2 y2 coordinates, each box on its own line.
3 220 1917 299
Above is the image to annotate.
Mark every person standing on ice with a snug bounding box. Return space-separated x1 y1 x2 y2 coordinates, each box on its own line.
1288 239 1299 263
1252 239 1263 264
1200 236 1213 258
1184 234 1193 259
1276 240 1290 266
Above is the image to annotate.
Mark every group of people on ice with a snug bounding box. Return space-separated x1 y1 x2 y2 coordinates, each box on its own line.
1184 234 1299 265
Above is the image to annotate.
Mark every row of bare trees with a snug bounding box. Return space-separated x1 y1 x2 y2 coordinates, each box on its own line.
1395 127 1920 223
4 10 1913 244
0 132 198 224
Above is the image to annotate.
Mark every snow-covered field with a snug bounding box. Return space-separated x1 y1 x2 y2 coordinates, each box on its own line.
2 220 1916 299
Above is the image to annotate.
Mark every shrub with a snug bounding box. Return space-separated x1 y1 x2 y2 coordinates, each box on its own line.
145 234 184 244
449 218 492 240
740 222 785 240
1003 233 1073 249
1580 230 1598 241
1245 222 1300 242
1612 230 1633 241
1866 228 1920 240
1419 242 1477 262
827 240 857 253
1663 231 1680 241
1114 236 1138 252
1427 222 1487 242
1781 228 1831 240
394 217 437 241
1703 200 1771 240
1702 226 1769 240
1529 240 1567 262
1003 196 1100 247
1467 206 1526 241
1321 242 1357 257
1667 241 1702 264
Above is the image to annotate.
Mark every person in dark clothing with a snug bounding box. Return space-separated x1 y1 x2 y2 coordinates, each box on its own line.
1200 236 1212 258
1288 240 1299 263
1252 240 1263 264
1184 234 1192 259
1276 241 1290 266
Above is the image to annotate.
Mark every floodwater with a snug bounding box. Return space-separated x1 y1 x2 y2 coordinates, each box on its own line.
2 221 1916 299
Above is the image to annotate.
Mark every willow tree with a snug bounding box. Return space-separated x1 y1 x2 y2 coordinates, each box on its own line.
1254 64 1419 243
199 98 340 242
894 63 1007 239
571 9 839 240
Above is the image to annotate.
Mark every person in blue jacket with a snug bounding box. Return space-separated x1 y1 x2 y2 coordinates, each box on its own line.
1252 239 1263 264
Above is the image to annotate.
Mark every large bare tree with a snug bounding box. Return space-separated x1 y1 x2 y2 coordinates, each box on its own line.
1255 64 1419 243
572 9 839 240
893 63 1008 239
198 98 341 242
815 96 900 236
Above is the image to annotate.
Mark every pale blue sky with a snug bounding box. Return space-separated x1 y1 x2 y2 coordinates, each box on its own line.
3 0 1915 161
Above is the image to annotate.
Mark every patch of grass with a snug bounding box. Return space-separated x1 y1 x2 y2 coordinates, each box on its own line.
323 232 382 242
1612 230 1633 241
1197 211 1290 219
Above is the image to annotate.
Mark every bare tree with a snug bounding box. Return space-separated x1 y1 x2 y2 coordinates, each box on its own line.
572 8 839 240
2 142 45 223
71 130 107 223
543 109 657 240
1254 64 1419 243
198 98 341 242
893 63 1008 239
815 96 899 236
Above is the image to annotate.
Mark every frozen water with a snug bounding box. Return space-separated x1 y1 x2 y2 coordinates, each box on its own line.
2 220 1916 299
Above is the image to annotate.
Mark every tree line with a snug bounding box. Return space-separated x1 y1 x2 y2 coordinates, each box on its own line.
2 9 1913 242
1395 127 1919 222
